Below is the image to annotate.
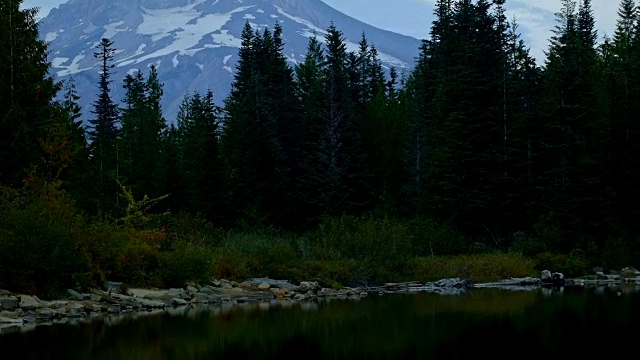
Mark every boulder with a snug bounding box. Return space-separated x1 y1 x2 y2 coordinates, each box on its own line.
257 283 271 291
19 295 42 310
68 289 91 301
293 294 306 301
104 281 124 294
596 271 608 280
186 286 198 294
0 310 21 319
197 286 216 295
0 317 23 325
0 296 19 311
171 298 188 306
540 270 552 282
239 281 255 291
317 288 337 297
435 278 463 288
136 299 165 309
36 308 56 320
298 281 321 293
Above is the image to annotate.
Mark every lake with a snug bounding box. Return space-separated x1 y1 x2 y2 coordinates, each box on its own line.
1 286 638 359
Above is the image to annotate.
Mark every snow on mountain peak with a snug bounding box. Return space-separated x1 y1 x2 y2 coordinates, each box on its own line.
40 0 420 121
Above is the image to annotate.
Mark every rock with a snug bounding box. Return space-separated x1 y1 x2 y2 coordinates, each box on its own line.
551 272 565 286
435 278 463 288
227 287 246 295
172 298 188 306
257 283 271 291
136 299 165 309
68 289 91 301
186 286 198 294
36 308 56 320
19 295 42 310
194 293 220 304
0 317 23 325
197 286 215 295
67 307 85 318
592 266 604 274
211 279 222 287
596 271 608 280
277 288 286 300
104 281 124 294
46 300 68 309
239 281 255 290
317 288 337 297
541 270 552 282
293 294 305 301
0 296 19 311
298 281 321 293
230 281 240 288
0 310 21 319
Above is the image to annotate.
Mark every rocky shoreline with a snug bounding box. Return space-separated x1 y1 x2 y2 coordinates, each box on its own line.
2 268 640 334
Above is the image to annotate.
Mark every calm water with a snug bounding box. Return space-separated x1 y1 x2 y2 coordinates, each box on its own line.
2 286 639 359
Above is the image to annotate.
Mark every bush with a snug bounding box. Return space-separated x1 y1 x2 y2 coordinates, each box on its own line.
534 250 590 278
408 217 468 256
0 183 91 298
157 240 214 287
310 215 413 271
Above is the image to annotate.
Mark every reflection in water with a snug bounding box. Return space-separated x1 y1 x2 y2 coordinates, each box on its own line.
1 287 639 359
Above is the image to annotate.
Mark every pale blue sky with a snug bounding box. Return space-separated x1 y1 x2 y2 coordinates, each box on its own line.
23 0 619 62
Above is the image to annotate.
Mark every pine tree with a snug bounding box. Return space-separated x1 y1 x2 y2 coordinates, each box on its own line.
88 38 120 213
178 91 225 221
0 1 59 186
222 22 293 227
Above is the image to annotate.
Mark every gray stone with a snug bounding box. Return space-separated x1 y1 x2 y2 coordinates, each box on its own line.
0 296 19 311
317 288 337 297
293 294 306 301
257 283 271 291
596 271 608 280
435 278 463 288
172 298 188 306
137 299 165 309
0 310 21 319
186 285 198 294
19 295 42 310
104 281 124 293
197 286 215 295
298 281 321 293
541 270 552 282
239 281 254 290
211 279 222 287
67 308 85 318
36 308 56 320
68 289 91 301
0 317 23 325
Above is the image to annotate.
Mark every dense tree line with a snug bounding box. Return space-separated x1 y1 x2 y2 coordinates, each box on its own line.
3 0 640 264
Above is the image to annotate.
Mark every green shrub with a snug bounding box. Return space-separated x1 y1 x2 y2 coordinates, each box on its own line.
534 250 590 278
310 215 413 271
408 217 468 256
0 184 91 298
157 240 214 287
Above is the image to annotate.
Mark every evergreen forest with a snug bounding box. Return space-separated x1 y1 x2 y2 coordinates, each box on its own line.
2 0 640 297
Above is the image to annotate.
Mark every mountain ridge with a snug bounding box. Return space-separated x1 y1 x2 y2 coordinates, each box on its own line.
40 0 422 121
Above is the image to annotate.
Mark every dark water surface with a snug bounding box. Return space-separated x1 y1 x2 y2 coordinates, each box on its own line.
2 286 639 359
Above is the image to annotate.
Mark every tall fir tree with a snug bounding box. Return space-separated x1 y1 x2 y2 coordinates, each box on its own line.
88 38 120 214
0 1 59 186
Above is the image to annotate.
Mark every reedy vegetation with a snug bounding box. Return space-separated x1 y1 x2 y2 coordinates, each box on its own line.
0 0 638 297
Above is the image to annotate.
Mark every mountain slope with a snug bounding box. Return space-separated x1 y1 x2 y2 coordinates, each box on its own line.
40 0 421 121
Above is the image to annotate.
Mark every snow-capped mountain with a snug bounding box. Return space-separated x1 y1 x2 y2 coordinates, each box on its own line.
39 0 421 122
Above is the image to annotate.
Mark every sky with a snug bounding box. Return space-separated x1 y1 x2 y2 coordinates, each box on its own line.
23 0 620 62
